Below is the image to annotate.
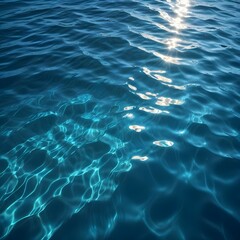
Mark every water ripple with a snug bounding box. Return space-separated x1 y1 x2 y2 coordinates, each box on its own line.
0 0 240 239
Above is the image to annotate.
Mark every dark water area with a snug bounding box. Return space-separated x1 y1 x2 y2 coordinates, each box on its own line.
0 0 240 239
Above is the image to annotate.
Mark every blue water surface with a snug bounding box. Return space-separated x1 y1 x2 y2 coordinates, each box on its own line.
0 0 240 239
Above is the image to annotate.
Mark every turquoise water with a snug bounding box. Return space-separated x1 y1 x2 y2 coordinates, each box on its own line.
0 0 240 239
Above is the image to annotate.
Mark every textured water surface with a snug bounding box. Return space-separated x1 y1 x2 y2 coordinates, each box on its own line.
0 0 240 239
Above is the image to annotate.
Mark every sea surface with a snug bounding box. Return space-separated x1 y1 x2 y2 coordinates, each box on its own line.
0 0 240 239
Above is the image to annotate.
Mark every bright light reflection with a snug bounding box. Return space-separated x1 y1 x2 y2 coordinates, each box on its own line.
153 140 174 147
143 67 172 83
172 0 190 31
156 97 184 106
129 125 145 132
152 51 180 64
159 0 190 50
166 37 180 50
145 92 157 97
131 156 148 161
154 74 172 83
136 92 151 100
139 107 169 115
124 106 135 111
123 113 134 119
162 83 187 90
128 84 137 91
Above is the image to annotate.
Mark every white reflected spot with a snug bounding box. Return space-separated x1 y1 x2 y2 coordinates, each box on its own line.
131 156 148 161
154 74 172 83
152 51 181 64
153 140 174 147
123 113 134 119
143 67 166 74
163 83 186 90
128 84 137 91
156 97 184 106
146 92 157 97
124 106 135 111
139 107 169 115
129 125 145 132
136 93 151 100
166 38 180 49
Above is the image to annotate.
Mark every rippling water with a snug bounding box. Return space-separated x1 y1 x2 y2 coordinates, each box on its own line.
0 0 240 239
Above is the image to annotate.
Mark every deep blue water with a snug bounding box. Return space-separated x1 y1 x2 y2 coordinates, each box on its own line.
0 0 240 239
